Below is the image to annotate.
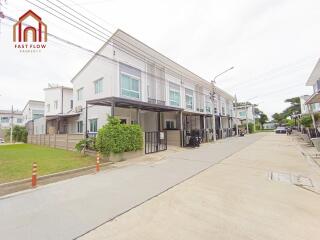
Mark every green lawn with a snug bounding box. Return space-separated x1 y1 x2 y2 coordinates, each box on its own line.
0 144 96 184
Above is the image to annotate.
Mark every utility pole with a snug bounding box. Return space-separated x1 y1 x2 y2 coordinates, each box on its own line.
10 105 13 143
245 102 249 134
211 66 234 142
210 82 217 142
234 94 239 136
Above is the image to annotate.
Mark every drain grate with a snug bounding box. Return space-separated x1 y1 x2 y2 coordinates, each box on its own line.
269 172 313 187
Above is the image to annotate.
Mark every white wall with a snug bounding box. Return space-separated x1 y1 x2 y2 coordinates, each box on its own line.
22 101 45 124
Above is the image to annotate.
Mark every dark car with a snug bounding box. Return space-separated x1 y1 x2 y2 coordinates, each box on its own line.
275 126 286 134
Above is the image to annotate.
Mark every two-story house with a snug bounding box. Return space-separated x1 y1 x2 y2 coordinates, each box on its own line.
0 109 23 138
70 29 235 148
22 100 45 135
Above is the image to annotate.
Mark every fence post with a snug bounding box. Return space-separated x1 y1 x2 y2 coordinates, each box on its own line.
66 134 69 150
54 134 56 148
32 162 37 188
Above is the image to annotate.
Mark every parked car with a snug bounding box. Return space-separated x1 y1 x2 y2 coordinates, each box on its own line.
0 138 4 143
275 126 286 134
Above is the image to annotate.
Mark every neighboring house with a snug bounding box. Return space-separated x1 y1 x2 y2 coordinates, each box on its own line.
0 110 23 138
263 122 276 130
305 59 320 109
300 95 320 115
43 84 77 134
22 100 45 135
69 29 235 147
235 103 255 125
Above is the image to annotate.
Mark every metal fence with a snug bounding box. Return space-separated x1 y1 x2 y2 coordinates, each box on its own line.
145 131 167 154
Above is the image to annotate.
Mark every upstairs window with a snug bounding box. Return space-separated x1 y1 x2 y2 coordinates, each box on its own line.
54 100 58 110
77 121 83 133
94 78 103 94
1 117 9 123
169 82 180 107
47 104 50 112
120 63 141 99
70 100 73 109
185 88 193 110
205 96 211 113
77 88 83 101
17 118 23 123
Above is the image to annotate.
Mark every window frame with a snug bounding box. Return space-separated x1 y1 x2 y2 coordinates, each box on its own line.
119 63 141 100
89 118 98 132
185 88 193 110
94 78 103 94
77 87 84 101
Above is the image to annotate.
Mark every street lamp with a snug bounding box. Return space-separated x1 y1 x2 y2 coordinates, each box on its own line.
211 66 234 141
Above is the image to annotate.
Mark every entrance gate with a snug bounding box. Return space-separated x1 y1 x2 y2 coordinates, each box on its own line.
145 131 167 154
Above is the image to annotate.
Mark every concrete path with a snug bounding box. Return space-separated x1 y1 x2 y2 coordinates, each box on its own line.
80 133 320 240
0 134 262 240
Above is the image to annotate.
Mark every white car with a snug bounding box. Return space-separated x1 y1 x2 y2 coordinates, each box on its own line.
0 138 4 143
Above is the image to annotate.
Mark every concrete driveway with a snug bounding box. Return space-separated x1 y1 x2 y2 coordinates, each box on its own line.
0 134 262 240
80 133 320 240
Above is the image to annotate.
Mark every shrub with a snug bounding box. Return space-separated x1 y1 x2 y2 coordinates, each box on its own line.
95 116 143 156
248 123 255 133
75 138 95 154
300 115 312 127
5 126 28 143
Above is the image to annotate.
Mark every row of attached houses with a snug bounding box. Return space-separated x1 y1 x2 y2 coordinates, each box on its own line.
4 29 248 149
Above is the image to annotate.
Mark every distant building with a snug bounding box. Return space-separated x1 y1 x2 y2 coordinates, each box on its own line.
0 109 23 138
263 122 276 130
22 100 45 135
234 103 256 125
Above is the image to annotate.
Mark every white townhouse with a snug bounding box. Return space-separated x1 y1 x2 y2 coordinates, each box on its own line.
0 109 23 138
304 59 320 115
22 100 45 135
66 29 236 149
235 103 256 124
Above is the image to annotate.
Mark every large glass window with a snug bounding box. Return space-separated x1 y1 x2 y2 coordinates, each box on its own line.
169 82 180 107
94 78 103 94
77 88 83 101
205 96 211 113
120 63 141 99
185 88 193 110
1 117 9 123
89 119 98 132
77 121 83 133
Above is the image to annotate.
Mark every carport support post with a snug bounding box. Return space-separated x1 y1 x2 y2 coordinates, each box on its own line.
307 104 316 129
111 101 115 116
85 102 88 138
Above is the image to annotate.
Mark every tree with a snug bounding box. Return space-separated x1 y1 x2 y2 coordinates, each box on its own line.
259 113 268 128
5 126 28 143
272 112 286 124
282 97 301 118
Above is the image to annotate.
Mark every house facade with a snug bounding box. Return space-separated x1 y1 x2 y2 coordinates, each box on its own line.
70 29 236 146
31 29 237 150
235 103 255 124
22 100 45 135
0 110 23 138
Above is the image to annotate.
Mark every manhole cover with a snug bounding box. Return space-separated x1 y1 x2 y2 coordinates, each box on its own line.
269 172 313 187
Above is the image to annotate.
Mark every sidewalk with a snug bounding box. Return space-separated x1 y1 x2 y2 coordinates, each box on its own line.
0 133 263 240
80 133 320 240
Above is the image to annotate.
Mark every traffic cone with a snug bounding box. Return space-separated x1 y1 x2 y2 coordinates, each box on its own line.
96 152 100 172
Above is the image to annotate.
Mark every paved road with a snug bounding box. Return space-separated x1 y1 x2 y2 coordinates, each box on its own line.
81 133 320 240
0 134 263 240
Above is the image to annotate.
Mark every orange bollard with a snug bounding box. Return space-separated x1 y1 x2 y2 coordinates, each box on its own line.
96 152 100 172
32 162 37 188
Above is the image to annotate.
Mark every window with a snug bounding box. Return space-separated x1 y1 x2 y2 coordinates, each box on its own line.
77 121 83 133
70 100 73 109
89 119 98 132
222 106 226 115
1 117 9 123
185 88 193 110
239 111 246 117
169 82 180 107
120 63 141 99
77 88 83 101
47 104 50 112
17 118 23 123
165 120 175 129
205 96 211 113
54 100 58 110
32 114 43 120
94 78 103 94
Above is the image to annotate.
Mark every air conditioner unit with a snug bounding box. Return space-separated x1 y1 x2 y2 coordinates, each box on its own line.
75 105 83 112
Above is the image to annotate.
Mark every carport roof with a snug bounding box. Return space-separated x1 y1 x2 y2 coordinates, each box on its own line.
305 91 320 104
86 97 183 112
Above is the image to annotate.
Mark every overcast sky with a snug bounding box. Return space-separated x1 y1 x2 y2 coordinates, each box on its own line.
0 0 319 118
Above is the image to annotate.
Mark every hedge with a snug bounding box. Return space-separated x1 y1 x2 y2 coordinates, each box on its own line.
95 116 143 156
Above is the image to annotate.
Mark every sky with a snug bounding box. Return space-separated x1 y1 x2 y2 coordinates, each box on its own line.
0 0 319 118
